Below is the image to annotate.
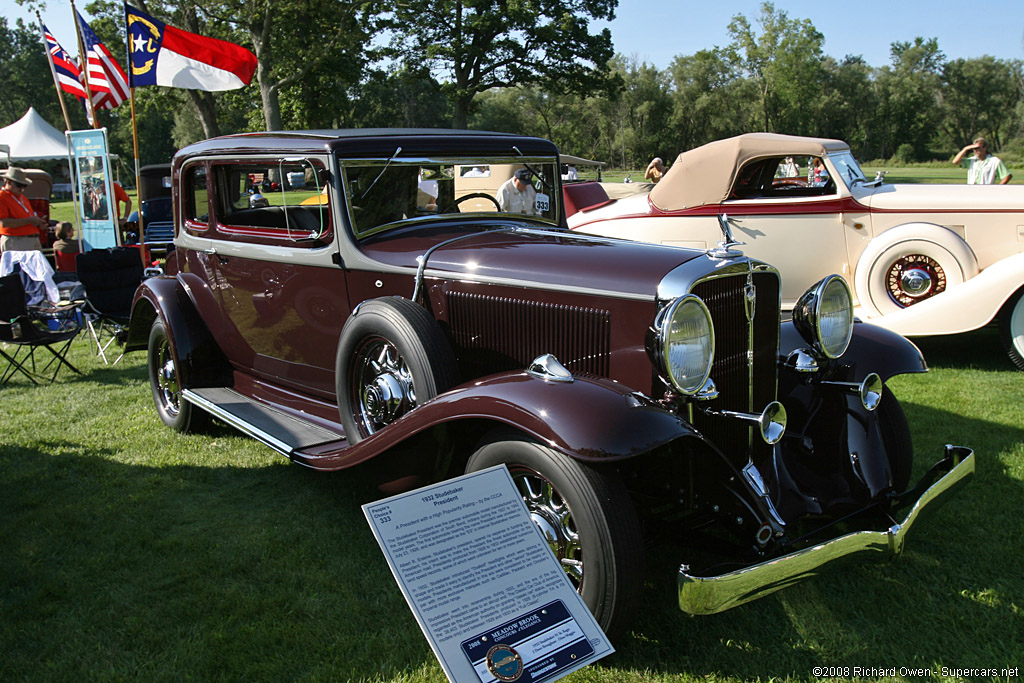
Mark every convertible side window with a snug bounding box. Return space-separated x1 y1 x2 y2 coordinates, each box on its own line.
760 155 837 198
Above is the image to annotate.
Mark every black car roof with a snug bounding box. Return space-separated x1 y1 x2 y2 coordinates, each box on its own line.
175 129 560 162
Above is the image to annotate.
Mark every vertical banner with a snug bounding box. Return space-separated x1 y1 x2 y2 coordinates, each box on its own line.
66 129 120 250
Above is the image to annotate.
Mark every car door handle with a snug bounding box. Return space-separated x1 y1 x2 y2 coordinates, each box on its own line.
204 247 228 264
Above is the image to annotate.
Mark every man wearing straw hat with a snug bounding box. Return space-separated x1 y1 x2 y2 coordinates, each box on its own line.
0 167 47 252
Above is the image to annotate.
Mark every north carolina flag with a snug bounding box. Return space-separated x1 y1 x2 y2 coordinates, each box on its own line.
125 3 257 92
76 11 130 109
43 24 87 99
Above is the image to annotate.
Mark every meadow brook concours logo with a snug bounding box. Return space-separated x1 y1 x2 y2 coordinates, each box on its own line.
486 643 523 681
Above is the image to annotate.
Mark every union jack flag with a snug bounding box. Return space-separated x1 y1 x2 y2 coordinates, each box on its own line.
75 11 129 110
43 24 87 99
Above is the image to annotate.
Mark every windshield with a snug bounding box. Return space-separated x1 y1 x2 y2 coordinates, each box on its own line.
829 151 867 186
340 157 560 237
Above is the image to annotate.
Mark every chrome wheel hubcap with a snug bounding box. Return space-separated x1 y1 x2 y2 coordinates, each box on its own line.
886 254 946 307
156 341 180 416
353 338 415 436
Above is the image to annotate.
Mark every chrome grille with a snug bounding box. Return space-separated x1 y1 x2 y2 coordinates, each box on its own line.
690 269 780 461
446 292 611 378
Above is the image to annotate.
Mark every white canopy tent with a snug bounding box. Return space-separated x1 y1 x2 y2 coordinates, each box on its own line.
0 107 69 162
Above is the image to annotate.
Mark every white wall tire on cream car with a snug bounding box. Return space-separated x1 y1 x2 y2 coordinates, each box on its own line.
1000 289 1024 371
854 225 978 317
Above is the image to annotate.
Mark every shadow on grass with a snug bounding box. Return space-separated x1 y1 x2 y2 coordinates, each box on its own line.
911 325 1015 372
0 444 437 682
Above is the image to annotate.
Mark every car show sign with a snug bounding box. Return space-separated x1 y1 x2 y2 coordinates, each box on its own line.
66 129 120 250
363 465 613 682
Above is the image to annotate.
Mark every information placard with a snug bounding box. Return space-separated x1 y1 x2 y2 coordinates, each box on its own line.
66 129 120 250
363 465 613 683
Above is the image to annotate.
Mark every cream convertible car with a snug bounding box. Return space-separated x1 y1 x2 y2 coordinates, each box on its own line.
567 133 1024 369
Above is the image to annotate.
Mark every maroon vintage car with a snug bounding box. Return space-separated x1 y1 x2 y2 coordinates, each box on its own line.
124 129 973 637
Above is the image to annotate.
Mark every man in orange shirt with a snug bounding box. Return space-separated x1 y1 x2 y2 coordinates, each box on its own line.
0 167 47 252
113 180 132 226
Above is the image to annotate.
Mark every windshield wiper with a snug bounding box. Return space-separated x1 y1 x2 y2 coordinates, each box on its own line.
360 146 402 199
511 145 553 192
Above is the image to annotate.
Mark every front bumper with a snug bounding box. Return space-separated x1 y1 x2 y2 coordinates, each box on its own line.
678 444 974 615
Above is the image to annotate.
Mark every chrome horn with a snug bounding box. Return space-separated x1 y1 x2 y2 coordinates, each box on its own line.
705 401 787 445
820 372 883 411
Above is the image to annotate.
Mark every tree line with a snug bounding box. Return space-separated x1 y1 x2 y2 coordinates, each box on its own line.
3 1 1022 173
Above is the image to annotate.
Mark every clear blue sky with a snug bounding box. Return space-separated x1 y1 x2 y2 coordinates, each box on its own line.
594 0 1024 69
4 0 1024 74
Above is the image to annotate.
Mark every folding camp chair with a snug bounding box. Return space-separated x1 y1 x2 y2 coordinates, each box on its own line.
0 271 82 385
75 247 144 365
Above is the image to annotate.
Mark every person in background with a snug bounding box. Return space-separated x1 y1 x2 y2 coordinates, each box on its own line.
953 137 1012 185
644 157 666 183
497 169 537 215
809 157 830 186
52 222 80 255
112 181 133 226
0 167 46 252
777 156 799 178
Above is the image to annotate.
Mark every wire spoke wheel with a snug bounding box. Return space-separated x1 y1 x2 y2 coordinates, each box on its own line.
337 297 459 444
350 336 417 436
466 433 642 637
511 466 584 587
885 254 946 307
147 319 205 433
154 336 181 417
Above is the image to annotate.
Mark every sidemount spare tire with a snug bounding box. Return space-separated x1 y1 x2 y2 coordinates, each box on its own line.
336 297 459 444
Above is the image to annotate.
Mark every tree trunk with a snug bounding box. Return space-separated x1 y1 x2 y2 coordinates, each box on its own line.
186 91 221 138
453 97 469 129
180 10 220 137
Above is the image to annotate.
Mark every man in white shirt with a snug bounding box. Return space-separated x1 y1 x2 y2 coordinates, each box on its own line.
497 169 537 215
953 137 1013 185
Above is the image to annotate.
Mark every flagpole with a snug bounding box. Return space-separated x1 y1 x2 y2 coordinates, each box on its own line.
125 3 146 268
37 12 73 132
70 0 100 129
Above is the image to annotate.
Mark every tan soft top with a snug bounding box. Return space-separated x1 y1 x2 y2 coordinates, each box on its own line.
649 133 850 211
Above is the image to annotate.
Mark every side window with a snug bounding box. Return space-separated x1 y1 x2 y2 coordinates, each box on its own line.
761 155 837 197
182 164 208 231
731 159 774 199
212 159 331 243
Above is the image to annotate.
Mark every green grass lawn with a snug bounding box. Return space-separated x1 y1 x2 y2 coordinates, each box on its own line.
2 324 1021 681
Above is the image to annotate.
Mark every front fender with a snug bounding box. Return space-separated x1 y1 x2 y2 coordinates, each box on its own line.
295 371 702 471
780 319 927 384
125 274 231 388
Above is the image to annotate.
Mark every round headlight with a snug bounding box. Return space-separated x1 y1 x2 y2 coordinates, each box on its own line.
794 275 854 358
656 294 714 394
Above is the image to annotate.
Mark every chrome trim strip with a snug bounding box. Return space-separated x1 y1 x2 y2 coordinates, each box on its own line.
677 445 974 615
182 388 294 455
657 255 779 304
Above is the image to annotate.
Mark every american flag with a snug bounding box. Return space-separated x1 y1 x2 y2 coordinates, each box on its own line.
75 11 129 110
43 24 87 99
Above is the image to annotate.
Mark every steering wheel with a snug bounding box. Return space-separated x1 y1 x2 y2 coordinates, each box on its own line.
442 192 501 213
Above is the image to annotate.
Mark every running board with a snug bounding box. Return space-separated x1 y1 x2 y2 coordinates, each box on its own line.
183 387 345 455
